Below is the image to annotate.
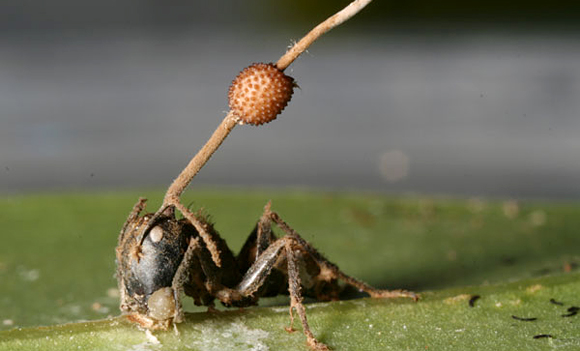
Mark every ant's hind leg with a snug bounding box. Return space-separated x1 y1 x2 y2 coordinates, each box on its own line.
284 239 330 351
269 211 419 301
233 235 330 350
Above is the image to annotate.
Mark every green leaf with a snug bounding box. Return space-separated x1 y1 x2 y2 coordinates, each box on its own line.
1 190 578 350
2 273 579 350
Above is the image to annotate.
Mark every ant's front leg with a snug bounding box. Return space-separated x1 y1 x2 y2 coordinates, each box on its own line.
167 201 253 304
170 201 227 269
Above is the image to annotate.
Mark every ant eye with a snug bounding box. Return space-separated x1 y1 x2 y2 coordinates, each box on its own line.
149 226 164 243
147 287 176 321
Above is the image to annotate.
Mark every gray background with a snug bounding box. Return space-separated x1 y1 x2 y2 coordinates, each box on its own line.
1 1 579 198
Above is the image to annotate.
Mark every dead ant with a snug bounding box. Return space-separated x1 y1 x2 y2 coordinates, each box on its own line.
116 199 418 350
114 1 418 350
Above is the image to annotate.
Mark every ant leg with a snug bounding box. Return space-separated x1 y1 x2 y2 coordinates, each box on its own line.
116 198 147 307
169 233 249 311
118 197 147 245
237 202 278 271
233 236 330 350
284 239 330 351
170 236 203 323
269 211 419 301
235 239 287 297
255 202 277 256
171 200 226 268
231 207 418 349
167 201 248 304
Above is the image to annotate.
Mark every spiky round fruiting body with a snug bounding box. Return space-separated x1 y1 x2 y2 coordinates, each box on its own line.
228 63 294 126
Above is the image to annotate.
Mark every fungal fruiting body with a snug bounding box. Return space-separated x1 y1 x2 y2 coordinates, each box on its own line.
228 63 295 125
117 2 391 349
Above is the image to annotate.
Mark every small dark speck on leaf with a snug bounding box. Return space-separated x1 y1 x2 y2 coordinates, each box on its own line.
533 334 553 339
549 298 564 306
512 315 537 322
562 307 579 317
468 295 480 307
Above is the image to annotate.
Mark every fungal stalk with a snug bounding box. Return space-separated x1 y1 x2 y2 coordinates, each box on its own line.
161 0 372 210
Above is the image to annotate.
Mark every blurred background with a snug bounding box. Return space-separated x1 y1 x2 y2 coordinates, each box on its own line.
1 0 579 198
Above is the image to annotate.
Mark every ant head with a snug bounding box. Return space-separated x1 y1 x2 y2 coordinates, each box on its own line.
116 211 189 326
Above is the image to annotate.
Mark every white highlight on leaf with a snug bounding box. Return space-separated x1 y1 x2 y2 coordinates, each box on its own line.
17 266 40 282
187 319 270 351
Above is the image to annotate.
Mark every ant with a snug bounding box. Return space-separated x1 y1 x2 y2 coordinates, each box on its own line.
114 1 418 349
116 198 417 350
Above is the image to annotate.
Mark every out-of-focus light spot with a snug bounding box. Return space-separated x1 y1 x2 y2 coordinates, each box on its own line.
502 200 519 219
467 197 486 213
529 210 547 226
379 150 409 183
107 287 120 298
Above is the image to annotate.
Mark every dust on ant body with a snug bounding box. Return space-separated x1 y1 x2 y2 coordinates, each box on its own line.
114 1 418 350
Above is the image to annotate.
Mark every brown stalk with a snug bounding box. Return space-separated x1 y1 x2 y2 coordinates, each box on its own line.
276 0 372 71
161 0 372 210
162 111 237 206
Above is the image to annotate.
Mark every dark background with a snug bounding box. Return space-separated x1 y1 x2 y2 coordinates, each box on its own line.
2 1 579 31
